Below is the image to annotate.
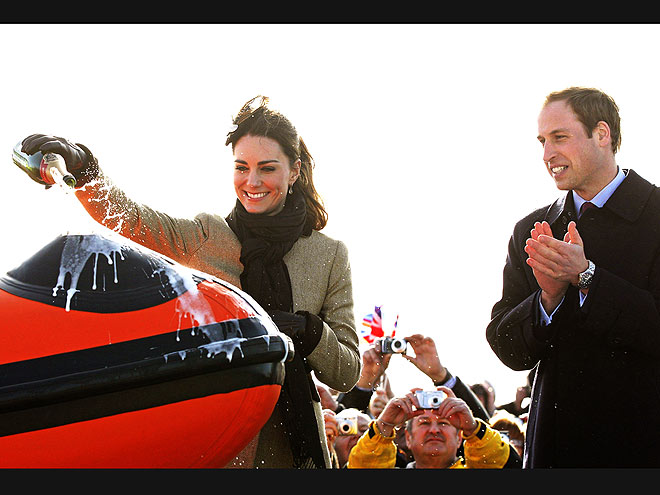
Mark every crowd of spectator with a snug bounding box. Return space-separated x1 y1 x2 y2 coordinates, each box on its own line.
315 333 530 468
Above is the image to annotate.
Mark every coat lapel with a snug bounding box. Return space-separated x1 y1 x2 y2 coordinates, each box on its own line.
603 169 654 223
543 191 574 241
541 168 653 238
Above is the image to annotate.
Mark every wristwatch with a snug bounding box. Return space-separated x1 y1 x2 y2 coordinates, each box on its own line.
576 260 595 289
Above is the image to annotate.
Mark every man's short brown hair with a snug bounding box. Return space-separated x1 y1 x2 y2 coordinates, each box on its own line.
544 87 621 154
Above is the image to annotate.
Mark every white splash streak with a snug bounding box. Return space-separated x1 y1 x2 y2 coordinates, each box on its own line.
52 234 217 339
53 235 126 311
201 338 246 362
157 264 217 341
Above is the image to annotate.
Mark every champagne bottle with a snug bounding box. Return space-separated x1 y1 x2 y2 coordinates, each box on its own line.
12 141 76 188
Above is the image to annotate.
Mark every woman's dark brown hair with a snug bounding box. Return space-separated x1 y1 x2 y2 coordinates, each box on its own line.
225 96 328 231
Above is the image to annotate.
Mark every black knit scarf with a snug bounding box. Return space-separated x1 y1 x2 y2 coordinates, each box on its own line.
226 189 326 468
226 189 309 312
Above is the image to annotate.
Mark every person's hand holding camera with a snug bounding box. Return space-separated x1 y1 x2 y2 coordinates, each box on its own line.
375 388 426 438
322 409 339 447
356 344 391 390
433 386 478 437
402 333 447 384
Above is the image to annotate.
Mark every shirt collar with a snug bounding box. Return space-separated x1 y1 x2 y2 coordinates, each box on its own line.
546 168 650 228
572 166 626 212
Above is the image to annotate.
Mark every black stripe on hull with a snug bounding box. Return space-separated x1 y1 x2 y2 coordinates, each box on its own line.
0 317 291 437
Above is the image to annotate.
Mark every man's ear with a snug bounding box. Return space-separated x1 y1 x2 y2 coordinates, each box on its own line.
594 120 612 149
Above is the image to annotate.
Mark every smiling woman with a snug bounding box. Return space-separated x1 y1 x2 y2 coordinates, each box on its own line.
232 134 299 216
226 95 327 229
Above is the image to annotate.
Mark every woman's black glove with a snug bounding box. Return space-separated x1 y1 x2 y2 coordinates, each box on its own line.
269 310 324 358
21 134 99 187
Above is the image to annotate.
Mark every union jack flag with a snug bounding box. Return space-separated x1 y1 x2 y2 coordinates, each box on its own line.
361 305 399 343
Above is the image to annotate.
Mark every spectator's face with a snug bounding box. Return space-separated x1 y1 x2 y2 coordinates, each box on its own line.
369 389 388 418
406 410 461 461
333 415 370 467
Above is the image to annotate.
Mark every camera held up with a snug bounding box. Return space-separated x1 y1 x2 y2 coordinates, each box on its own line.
415 390 447 409
337 413 359 436
380 336 407 354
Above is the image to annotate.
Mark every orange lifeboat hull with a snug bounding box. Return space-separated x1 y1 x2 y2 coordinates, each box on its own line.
0 234 290 468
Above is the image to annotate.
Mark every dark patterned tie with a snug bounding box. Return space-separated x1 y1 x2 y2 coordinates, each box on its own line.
579 201 596 218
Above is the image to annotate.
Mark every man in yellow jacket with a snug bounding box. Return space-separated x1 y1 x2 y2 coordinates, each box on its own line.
347 387 521 469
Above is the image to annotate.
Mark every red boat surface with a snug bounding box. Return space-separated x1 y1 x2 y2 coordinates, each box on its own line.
0 233 291 468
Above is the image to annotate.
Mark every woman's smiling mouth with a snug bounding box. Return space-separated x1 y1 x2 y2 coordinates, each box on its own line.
245 191 269 199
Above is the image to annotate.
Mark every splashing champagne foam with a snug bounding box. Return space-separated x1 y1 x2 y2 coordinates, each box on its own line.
53 234 214 335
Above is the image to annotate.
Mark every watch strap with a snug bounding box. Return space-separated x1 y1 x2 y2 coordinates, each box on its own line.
577 260 595 289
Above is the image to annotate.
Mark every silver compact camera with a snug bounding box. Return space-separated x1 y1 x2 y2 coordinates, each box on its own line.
380 336 407 354
415 390 447 409
337 416 359 436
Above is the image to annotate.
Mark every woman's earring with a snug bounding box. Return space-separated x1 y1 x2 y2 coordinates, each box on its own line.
288 184 293 195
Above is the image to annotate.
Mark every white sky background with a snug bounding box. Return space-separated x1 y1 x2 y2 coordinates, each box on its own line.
1 24 659 405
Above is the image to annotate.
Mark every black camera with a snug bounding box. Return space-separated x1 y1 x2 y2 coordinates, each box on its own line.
380 336 407 354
